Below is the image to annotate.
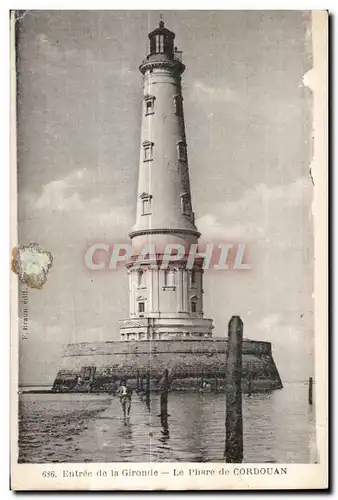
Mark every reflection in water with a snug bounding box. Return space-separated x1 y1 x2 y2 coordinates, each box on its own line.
123 416 132 428
184 394 206 460
159 415 170 444
19 383 316 463
145 395 151 411
118 416 133 437
137 387 151 411
119 417 134 460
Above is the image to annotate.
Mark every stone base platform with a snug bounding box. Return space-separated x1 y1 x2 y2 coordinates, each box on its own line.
52 337 282 393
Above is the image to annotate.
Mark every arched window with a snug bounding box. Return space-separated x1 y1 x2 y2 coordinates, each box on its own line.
191 268 197 286
137 269 144 287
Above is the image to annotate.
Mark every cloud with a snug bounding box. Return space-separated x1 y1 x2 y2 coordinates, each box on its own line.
36 184 84 212
24 167 133 243
192 80 239 104
198 174 314 382
35 170 86 212
33 168 105 213
85 194 133 233
196 176 312 241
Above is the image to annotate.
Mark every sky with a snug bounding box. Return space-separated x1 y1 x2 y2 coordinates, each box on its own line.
16 10 314 384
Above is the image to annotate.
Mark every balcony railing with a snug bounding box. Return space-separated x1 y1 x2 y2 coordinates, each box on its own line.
141 50 183 65
174 50 183 63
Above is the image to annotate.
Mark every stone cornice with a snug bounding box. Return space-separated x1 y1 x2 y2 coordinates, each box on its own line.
129 228 200 239
139 59 185 75
125 258 205 270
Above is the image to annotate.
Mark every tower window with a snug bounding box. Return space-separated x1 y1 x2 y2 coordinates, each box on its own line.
137 269 144 287
174 95 183 117
180 193 189 215
140 192 152 215
156 34 165 53
177 140 187 162
191 269 196 286
143 141 154 162
143 199 151 214
160 35 164 53
138 302 145 313
144 95 155 116
164 269 175 288
191 301 197 313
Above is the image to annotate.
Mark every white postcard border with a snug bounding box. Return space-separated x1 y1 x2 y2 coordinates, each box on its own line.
10 9 328 491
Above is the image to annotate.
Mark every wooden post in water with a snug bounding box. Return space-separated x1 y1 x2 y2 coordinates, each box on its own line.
247 371 252 397
225 315 243 463
145 371 151 407
247 377 252 397
200 370 204 390
136 370 140 392
160 369 169 417
308 377 313 405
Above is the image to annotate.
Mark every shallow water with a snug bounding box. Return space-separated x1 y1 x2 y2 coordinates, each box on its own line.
18 382 316 463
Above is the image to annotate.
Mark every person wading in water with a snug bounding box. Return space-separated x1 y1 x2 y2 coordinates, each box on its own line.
117 380 132 417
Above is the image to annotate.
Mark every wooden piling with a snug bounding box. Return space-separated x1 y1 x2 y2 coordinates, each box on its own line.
225 315 243 463
145 371 151 406
160 369 169 417
309 377 313 405
160 414 170 440
136 370 140 392
247 377 252 397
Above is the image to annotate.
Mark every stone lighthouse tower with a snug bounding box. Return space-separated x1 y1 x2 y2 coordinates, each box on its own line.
52 20 282 394
119 21 214 342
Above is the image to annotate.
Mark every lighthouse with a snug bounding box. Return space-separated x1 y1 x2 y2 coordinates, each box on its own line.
119 21 214 342
52 20 282 394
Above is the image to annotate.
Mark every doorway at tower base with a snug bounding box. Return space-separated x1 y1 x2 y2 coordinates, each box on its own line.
52 338 282 393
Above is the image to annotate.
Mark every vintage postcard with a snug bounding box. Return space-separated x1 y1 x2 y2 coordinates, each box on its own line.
10 9 328 490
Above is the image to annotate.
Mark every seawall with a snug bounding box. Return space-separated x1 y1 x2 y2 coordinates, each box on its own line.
52 338 283 393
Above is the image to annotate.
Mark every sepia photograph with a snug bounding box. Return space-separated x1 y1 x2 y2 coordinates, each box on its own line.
11 9 328 490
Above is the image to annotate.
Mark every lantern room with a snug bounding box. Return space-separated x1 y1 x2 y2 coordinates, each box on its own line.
148 20 175 59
